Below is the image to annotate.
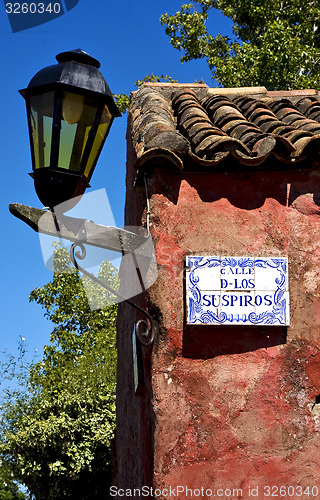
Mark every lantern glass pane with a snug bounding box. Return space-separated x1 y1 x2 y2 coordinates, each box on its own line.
58 92 98 172
29 92 55 169
84 106 112 179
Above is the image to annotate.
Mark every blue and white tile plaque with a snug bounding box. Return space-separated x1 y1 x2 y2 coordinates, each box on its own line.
186 256 289 326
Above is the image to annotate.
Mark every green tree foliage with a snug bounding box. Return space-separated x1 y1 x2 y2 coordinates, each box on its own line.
0 341 28 499
0 244 118 499
134 74 178 87
114 74 178 112
113 93 131 114
161 0 320 89
0 459 26 499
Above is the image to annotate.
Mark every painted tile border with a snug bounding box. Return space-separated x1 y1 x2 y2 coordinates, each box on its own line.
186 256 289 326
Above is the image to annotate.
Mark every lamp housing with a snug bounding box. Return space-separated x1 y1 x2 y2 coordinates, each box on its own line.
20 49 121 209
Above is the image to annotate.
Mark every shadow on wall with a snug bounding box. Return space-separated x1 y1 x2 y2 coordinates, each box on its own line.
145 168 320 211
182 325 287 359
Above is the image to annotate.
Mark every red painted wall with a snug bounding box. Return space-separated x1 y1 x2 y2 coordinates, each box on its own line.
116 133 320 498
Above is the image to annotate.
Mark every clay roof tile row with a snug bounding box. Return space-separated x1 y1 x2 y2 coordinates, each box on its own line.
130 84 320 176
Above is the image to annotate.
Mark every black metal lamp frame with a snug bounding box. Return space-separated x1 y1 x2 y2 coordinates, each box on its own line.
19 49 121 209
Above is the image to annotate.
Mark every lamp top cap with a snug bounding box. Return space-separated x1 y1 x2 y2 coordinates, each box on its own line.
56 49 101 69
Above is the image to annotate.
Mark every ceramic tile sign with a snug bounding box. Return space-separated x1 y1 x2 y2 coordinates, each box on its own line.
186 256 289 326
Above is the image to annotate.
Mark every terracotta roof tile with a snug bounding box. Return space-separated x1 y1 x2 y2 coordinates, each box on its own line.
130 84 320 176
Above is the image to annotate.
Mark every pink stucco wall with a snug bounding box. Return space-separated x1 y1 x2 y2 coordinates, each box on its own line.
116 138 320 498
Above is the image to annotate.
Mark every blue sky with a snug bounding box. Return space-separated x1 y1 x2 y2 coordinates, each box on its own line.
0 1 232 361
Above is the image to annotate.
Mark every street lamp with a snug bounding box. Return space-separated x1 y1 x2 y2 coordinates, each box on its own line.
19 49 121 210
10 50 157 347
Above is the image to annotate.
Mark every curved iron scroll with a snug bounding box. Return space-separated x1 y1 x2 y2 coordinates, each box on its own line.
70 242 156 346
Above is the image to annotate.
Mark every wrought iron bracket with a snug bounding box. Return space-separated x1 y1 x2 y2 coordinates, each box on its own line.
70 241 157 346
9 202 158 346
